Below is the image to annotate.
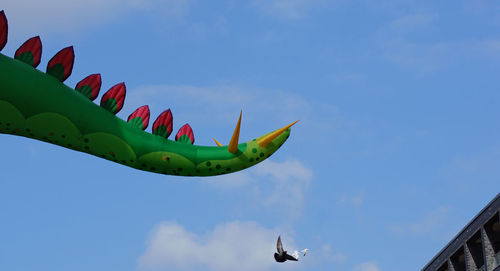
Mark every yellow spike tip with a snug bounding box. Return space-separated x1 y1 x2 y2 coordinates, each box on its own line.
213 138 223 147
257 120 299 147
228 111 242 154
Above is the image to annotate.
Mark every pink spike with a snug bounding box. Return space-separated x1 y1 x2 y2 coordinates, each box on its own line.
75 74 101 101
15 36 42 67
127 105 150 130
175 123 195 144
0 11 7 50
152 109 173 138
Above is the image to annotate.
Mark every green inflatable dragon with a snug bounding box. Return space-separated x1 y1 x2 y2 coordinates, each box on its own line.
0 11 297 177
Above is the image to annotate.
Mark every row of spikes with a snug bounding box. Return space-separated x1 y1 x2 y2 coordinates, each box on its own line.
0 10 195 144
0 10 298 150
76 76 195 144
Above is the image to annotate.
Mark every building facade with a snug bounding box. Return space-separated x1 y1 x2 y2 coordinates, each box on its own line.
422 193 500 271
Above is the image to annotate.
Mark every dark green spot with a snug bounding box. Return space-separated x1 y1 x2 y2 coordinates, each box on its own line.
259 152 264 157
252 148 257 153
206 161 212 166
216 165 221 169
249 158 254 162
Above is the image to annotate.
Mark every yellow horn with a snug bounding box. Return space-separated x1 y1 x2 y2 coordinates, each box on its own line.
257 120 299 147
228 111 242 154
213 138 223 147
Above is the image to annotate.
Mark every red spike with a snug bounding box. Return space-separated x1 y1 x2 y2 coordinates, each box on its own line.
0 11 7 51
152 109 173 138
127 105 150 130
75 74 101 101
15 36 42 67
46 46 74 82
175 124 195 144
100 83 126 114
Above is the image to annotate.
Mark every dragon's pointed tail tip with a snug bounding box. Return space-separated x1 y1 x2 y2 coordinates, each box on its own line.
257 120 299 147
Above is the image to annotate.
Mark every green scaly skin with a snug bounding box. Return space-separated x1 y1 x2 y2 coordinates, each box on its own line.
0 53 291 176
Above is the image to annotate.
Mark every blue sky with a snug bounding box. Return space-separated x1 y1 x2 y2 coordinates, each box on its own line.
1 1 499 270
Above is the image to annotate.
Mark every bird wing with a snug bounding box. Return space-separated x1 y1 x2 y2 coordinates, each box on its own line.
277 236 284 254
285 253 298 261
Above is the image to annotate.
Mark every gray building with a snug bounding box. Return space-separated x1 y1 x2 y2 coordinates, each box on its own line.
422 193 500 271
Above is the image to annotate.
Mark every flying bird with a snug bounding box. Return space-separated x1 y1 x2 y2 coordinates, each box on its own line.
301 248 309 256
274 236 299 263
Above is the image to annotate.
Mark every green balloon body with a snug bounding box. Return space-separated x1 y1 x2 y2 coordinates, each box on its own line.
0 12 293 177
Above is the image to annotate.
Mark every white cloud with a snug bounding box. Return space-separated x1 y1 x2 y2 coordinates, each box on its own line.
442 145 500 181
438 145 500 194
353 261 381 271
205 158 313 219
374 12 500 71
389 13 439 32
127 84 310 127
253 159 313 211
338 193 364 208
252 0 322 19
389 206 448 235
319 244 347 263
2 0 190 35
138 220 295 271
125 84 341 148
